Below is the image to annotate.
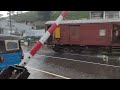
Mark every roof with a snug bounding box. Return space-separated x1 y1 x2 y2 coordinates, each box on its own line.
45 19 120 25
0 34 20 40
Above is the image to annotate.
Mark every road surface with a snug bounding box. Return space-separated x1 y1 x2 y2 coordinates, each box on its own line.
22 45 120 79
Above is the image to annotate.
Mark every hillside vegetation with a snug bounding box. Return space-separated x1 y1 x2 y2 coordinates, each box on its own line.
10 11 90 29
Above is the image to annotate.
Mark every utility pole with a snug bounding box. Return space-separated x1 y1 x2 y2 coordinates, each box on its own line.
8 11 12 34
0 13 2 34
103 11 106 19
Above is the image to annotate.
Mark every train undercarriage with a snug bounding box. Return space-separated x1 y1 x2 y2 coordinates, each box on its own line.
52 44 120 55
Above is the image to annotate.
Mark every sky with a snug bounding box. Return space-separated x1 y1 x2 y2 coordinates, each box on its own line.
0 11 28 17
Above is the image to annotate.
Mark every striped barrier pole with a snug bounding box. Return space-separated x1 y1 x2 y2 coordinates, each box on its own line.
19 11 68 66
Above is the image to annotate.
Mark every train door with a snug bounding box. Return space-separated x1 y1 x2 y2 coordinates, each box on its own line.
69 25 80 43
112 24 120 43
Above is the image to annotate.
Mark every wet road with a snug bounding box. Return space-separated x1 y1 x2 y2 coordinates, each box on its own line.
21 45 120 79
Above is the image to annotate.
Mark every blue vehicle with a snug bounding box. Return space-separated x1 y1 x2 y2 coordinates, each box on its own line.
0 34 23 70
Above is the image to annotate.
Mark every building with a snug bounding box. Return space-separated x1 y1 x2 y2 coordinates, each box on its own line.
90 11 120 19
0 19 36 35
23 29 45 37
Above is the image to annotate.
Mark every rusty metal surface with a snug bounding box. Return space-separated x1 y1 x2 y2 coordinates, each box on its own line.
47 23 113 46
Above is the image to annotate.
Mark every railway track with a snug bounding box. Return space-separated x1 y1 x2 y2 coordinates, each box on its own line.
51 50 120 65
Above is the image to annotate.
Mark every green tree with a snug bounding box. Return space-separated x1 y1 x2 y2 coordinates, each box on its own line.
37 11 51 21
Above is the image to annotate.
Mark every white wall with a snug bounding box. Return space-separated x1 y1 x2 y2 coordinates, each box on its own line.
90 11 120 19
23 29 45 37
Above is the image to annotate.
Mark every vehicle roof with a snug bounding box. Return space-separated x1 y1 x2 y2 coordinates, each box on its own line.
45 19 120 25
0 34 20 40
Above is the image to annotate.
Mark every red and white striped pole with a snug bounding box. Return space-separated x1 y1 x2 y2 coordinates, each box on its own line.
19 11 68 66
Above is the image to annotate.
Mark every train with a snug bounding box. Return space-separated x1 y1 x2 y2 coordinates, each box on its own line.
45 19 120 54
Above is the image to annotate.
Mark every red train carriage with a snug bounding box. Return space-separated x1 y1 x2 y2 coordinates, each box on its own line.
45 19 120 53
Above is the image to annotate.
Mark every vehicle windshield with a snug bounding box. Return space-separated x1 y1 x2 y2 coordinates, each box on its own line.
5 40 19 51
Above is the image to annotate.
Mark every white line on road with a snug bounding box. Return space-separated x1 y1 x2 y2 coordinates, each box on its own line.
35 54 120 68
36 49 114 59
64 53 96 57
64 53 115 59
39 49 96 57
26 66 71 79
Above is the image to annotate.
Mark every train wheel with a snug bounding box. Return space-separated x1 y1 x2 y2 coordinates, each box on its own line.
52 46 61 53
107 47 112 54
63 47 69 53
78 49 83 54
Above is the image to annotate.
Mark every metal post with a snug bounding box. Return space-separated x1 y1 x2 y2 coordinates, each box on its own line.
89 11 91 19
103 11 106 19
119 11 120 18
9 11 12 34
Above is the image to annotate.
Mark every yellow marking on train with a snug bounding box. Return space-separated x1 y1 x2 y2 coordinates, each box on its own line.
55 26 60 39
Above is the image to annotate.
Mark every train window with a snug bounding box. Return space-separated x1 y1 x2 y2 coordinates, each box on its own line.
5 40 19 51
99 29 106 36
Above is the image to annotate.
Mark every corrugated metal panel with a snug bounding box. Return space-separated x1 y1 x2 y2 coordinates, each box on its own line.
69 25 80 42
53 23 112 46
45 19 120 24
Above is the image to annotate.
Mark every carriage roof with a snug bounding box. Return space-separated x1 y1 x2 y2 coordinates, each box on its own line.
0 34 20 40
45 19 120 25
